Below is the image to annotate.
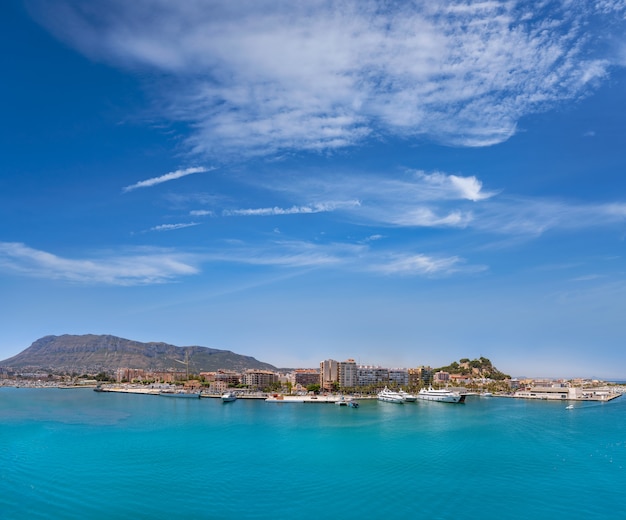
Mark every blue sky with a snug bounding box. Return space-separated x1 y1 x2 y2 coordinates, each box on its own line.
2 0 626 378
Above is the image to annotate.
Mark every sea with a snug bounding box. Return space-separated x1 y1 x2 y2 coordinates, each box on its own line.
1 388 625 519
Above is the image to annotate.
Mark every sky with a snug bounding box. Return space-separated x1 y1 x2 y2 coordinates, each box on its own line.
2 0 626 379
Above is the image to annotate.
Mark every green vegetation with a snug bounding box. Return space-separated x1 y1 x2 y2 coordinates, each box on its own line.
435 356 510 380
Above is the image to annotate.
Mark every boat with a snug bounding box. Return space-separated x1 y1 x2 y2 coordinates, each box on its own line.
159 389 201 398
398 389 417 402
481 392 493 397
377 387 404 403
416 386 465 403
565 404 574 410
221 391 237 402
335 396 359 408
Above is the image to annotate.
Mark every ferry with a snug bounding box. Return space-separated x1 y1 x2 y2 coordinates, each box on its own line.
377 387 404 403
417 386 465 403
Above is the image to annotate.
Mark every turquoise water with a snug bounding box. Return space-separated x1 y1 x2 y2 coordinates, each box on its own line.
1 389 625 519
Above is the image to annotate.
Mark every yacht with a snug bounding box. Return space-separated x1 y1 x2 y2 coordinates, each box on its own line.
417 386 465 403
398 389 417 402
377 387 404 404
221 391 237 402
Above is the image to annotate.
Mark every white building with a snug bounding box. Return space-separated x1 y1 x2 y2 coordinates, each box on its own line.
357 366 389 387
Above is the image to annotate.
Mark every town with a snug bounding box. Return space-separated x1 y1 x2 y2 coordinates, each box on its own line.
2 356 623 402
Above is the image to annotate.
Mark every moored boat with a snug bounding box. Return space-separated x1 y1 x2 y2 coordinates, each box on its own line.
221 391 237 402
377 387 404 403
417 386 465 403
398 389 417 402
335 396 359 408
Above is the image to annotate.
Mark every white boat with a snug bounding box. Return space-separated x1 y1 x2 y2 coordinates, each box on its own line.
335 396 359 408
565 404 574 410
398 389 417 402
377 387 404 403
480 392 493 397
221 391 237 402
417 386 465 403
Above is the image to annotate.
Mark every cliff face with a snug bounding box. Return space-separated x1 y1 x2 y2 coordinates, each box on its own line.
0 334 277 374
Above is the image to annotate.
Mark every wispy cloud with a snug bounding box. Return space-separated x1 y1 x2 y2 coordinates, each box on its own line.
371 253 486 277
252 170 492 228
222 201 360 217
204 240 363 269
122 167 212 193
31 1 624 157
202 239 485 277
474 198 626 236
252 170 626 236
148 222 199 232
0 242 199 285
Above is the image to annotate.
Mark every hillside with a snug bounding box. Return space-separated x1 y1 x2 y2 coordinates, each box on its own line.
435 357 510 380
0 334 277 374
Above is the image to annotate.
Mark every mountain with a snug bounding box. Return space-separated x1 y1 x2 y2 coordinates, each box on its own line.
0 334 277 374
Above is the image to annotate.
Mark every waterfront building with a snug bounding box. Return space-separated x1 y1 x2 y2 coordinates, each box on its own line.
408 366 432 387
388 368 408 387
433 371 450 384
208 380 228 394
320 359 339 391
242 369 278 390
450 374 472 385
115 368 147 383
291 369 320 387
215 370 242 385
357 365 389 387
514 385 582 400
338 359 357 388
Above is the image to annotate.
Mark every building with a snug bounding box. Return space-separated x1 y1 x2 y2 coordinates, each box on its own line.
433 371 450 383
514 385 582 400
208 380 229 394
357 365 389 387
320 359 339 391
388 368 408 387
115 368 145 383
408 366 433 386
338 359 357 388
242 369 278 390
291 369 320 387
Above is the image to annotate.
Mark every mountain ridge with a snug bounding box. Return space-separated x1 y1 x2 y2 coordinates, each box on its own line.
0 334 277 374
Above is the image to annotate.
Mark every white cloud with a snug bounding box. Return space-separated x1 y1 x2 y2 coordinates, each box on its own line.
389 208 473 228
122 166 212 192
31 1 621 157
0 242 199 285
254 170 491 228
474 198 626 236
149 222 199 232
222 201 360 217
371 253 486 277
204 240 363 269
